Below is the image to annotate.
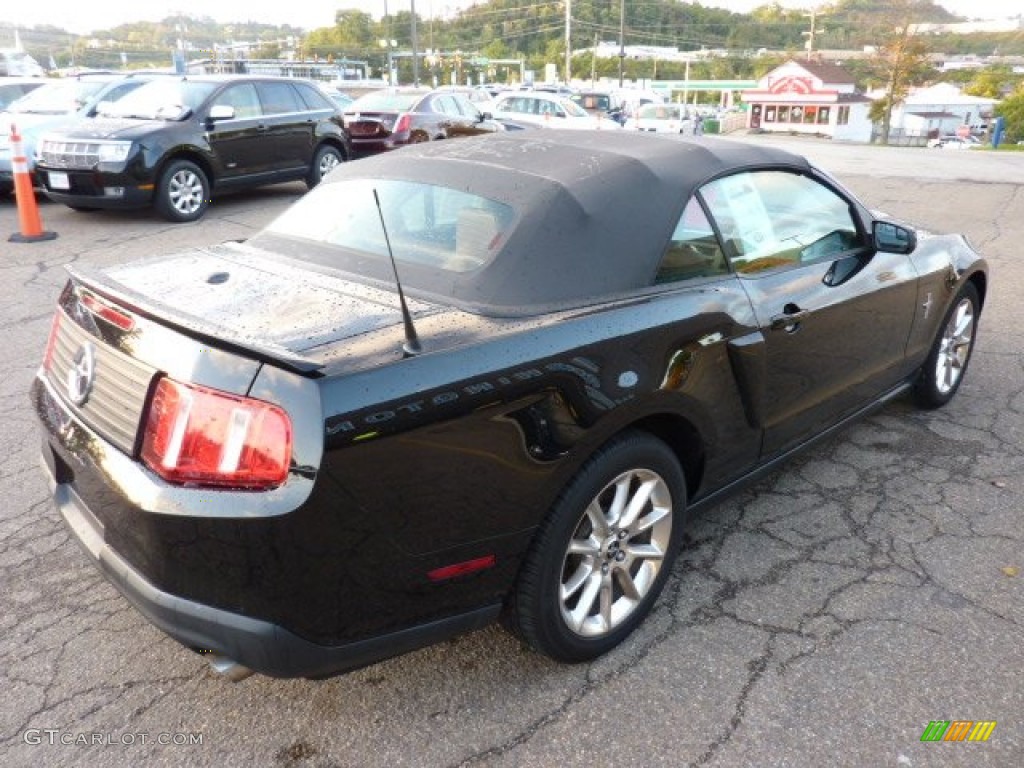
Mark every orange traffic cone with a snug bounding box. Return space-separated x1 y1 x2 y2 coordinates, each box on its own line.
8 123 57 243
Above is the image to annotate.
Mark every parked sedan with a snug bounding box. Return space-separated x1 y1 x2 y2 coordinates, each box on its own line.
343 88 499 158
30 131 987 680
489 91 620 130
35 75 350 222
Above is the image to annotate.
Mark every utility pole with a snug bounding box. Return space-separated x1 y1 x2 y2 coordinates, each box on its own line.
411 0 420 86
564 0 571 84
617 0 625 87
803 9 826 61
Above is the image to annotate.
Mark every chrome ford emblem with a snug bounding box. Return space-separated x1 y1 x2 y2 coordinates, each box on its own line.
66 342 96 406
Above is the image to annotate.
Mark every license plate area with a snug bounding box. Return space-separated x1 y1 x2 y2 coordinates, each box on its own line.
48 171 70 190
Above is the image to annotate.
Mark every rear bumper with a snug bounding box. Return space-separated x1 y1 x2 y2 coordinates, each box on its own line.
43 453 500 678
31 364 503 679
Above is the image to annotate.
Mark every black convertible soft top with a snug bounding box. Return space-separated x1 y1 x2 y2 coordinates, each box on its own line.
304 131 813 312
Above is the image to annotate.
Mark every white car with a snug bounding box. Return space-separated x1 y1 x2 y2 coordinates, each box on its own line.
625 103 694 134
926 135 977 150
489 91 620 130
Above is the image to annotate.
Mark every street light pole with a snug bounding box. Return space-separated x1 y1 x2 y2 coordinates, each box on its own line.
564 0 571 85
617 0 625 88
411 0 420 86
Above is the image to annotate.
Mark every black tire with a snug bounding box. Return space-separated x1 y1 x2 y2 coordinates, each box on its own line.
154 160 209 223
305 144 344 189
513 431 687 663
914 282 980 409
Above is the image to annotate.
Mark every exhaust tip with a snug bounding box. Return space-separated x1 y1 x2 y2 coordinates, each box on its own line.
208 654 254 682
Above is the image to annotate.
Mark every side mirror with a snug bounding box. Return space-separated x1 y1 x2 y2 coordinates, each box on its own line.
207 104 235 122
873 220 917 254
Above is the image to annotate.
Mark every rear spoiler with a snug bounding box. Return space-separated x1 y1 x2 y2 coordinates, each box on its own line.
65 263 325 376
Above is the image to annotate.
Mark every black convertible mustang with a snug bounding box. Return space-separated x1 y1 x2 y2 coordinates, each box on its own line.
31 131 987 680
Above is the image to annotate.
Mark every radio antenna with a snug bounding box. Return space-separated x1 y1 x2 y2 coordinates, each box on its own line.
373 188 422 357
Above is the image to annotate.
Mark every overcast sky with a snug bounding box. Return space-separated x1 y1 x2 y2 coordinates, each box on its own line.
4 1 1020 37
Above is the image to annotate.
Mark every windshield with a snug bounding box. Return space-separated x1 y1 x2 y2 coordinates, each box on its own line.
101 80 218 120
8 80 108 115
257 178 515 275
348 91 424 113
557 98 589 117
572 93 611 111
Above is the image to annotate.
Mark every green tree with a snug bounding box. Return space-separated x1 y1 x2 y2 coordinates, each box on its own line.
994 85 1024 143
964 66 1016 99
867 1 934 144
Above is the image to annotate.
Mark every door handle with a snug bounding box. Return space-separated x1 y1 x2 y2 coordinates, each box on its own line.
770 305 808 333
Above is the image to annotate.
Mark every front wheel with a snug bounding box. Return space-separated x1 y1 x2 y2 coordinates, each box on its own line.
305 144 344 189
914 282 980 409
512 432 687 663
154 160 209 223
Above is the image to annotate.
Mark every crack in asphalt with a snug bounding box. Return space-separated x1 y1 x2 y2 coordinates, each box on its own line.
449 396 1022 765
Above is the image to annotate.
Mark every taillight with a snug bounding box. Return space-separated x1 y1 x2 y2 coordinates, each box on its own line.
394 113 412 134
80 289 135 331
141 377 292 490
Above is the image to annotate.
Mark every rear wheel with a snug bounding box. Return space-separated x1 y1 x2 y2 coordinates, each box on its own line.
305 144 343 189
155 160 209 223
914 282 980 409
513 432 686 662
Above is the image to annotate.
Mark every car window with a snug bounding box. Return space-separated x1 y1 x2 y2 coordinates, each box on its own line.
430 94 455 114
349 91 423 112
9 79 110 114
256 82 304 115
294 81 334 111
699 171 860 275
100 80 219 120
497 96 525 114
215 83 262 118
264 178 515 273
655 198 729 284
452 95 481 118
89 80 146 114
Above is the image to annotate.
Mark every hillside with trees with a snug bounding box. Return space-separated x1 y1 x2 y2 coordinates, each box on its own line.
2 1 1020 80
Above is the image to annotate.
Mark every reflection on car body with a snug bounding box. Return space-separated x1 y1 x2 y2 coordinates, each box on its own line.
30 131 987 680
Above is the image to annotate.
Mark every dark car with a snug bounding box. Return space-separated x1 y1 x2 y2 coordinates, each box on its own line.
343 87 499 158
30 131 987 680
34 75 351 222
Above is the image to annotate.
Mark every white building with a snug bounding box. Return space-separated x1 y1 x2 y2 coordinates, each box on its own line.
740 60 873 142
886 83 999 139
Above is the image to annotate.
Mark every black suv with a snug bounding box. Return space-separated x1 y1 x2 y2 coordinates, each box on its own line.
35 75 351 222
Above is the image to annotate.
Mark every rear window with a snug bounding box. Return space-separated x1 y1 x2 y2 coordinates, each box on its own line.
348 91 423 112
261 178 515 274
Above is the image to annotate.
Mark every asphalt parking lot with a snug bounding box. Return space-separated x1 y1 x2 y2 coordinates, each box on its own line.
1 137 1021 768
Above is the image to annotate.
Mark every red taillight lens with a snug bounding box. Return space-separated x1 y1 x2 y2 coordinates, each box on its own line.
80 289 135 331
394 113 412 134
141 377 292 490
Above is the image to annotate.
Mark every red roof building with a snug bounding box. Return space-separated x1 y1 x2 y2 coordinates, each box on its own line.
741 60 873 142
